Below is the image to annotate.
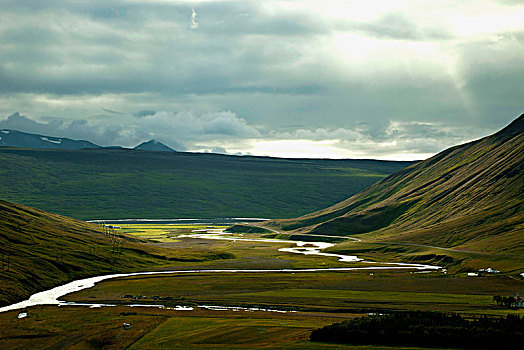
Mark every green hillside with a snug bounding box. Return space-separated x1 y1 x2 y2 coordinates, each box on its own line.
271 114 524 262
0 200 233 306
0 148 412 220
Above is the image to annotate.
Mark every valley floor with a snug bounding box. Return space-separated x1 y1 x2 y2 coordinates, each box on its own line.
1 223 523 349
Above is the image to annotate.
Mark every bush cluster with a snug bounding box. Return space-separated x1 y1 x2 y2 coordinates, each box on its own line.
310 311 524 349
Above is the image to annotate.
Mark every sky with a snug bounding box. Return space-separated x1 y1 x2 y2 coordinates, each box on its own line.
0 0 523 160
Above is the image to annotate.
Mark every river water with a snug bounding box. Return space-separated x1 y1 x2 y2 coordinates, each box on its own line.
0 223 441 314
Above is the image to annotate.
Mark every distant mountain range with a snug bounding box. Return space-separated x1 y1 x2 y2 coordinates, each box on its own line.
271 114 524 257
0 129 100 150
0 128 175 152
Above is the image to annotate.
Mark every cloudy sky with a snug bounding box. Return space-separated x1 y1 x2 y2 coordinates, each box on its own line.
0 0 522 160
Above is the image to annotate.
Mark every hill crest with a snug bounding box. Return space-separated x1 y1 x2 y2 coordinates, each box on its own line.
134 139 176 152
270 114 524 256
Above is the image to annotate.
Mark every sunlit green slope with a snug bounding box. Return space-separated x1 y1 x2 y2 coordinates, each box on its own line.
0 200 232 306
272 114 524 256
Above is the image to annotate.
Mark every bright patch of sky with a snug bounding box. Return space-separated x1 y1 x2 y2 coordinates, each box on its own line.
0 0 522 159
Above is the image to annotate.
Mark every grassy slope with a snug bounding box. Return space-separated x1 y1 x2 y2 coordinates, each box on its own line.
0 148 412 219
270 114 524 263
0 200 233 306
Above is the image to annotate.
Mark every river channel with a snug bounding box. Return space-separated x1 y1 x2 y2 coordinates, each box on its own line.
0 220 442 314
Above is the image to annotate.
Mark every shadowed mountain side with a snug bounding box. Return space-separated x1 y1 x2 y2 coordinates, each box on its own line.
134 139 176 152
268 114 524 256
0 200 233 306
0 148 414 219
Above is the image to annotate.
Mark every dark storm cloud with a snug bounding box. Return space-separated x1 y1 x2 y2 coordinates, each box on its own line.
0 0 523 159
0 0 322 96
0 113 113 145
0 112 62 134
135 110 156 118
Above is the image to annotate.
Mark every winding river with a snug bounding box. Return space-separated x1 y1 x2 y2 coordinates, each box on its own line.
0 224 441 314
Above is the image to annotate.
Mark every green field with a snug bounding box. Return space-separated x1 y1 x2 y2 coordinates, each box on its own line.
2 222 523 349
63 225 524 316
0 305 445 349
0 147 413 219
65 270 524 315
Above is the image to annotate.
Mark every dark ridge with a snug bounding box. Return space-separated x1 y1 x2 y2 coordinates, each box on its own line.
491 113 524 141
133 139 176 152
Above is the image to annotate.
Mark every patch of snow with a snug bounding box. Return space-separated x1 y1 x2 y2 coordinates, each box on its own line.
40 136 62 144
17 312 27 319
1 130 9 134
467 272 478 277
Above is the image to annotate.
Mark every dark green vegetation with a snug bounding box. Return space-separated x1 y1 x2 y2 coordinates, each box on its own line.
0 200 233 306
310 311 524 349
0 147 413 219
270 114 524 271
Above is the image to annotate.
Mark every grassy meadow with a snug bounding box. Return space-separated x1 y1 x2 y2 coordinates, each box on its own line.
325 240 524 274
62 224 524 316
1 305 442 350
64 269 524 315
2 222 523 349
